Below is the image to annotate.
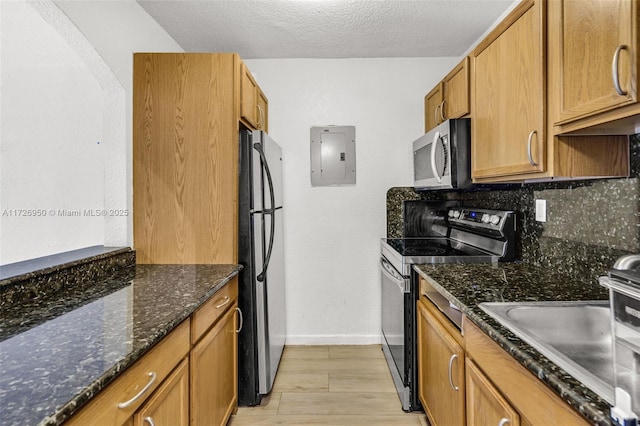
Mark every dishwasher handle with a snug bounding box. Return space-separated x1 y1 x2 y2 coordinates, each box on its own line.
380 257 410 293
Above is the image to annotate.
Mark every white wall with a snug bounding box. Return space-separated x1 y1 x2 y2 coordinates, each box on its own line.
0 0 116 264
54 0 183 248
0 0 183 265
245 58 459 344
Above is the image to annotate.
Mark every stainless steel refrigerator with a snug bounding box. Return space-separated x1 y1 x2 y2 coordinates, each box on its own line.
238 128 286 406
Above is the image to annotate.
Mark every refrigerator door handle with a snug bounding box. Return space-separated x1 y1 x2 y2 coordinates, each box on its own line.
254 142 277 282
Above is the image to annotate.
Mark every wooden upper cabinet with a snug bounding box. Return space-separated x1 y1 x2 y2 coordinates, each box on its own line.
241 62 268 131
551 0 638 129
241 63 259 128
133 53 239 264
443 57 470 121
466 359 520 426
472 0 545 180
425 83 444 132
257 89 269 132
424 57 470 132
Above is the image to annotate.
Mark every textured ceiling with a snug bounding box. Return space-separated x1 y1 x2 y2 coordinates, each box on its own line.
136 0 515 59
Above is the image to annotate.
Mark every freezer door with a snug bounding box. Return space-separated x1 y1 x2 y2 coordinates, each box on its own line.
252 131 283 211
254 207 286 395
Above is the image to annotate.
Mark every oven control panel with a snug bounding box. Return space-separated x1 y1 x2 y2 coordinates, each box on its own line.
447 208 515 234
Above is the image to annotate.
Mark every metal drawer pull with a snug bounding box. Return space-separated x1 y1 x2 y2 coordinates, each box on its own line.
117 371 157 408
439 100 446 122
526 130 538 167
447 354 459 391
236 307 244 333
144 417 156 426
612 45 628 96
498 419 510 426
215 295 231 309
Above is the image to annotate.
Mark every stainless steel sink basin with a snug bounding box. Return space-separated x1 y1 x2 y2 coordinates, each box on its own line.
479 300 614 403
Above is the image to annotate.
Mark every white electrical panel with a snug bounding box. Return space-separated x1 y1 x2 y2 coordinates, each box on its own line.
310 126 356 186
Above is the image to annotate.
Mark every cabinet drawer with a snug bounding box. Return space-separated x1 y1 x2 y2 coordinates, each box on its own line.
191 277 238 344
66 319 190 426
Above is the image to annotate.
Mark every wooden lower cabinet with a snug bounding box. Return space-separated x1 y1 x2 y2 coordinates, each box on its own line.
417 297 465 426
66 279 240 426
190 301 238 426
418 279 592 426
466 359 520 426
65 320 190 426
464 318 589 425
134 358 189 426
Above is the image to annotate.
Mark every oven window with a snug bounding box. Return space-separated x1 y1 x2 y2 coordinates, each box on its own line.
414 143 433 181
414 135 449 182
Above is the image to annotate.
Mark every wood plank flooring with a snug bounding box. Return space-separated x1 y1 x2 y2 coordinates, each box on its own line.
229 345 428 425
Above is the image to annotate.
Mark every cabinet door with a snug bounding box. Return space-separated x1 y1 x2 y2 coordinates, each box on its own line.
417 299 465 426
466 359 520 426
443 57 470 120
553 0 637 124
241 64 258 128
191 303 238 426
425 83 444 132
257 90 268 132
472 0 545 179
134 358 189 426
133 53 238 264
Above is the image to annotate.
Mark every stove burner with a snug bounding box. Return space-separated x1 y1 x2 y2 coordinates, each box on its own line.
402 246 448 256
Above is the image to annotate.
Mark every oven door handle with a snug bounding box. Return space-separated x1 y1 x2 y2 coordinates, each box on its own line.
380 257 410 293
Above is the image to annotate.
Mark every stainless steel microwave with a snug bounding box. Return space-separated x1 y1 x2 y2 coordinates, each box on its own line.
413 118 472 190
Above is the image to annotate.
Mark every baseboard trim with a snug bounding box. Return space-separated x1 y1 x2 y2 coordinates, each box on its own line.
285 335 382 345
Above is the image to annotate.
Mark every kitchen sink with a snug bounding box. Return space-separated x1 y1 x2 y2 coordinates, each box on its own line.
479 300 614 404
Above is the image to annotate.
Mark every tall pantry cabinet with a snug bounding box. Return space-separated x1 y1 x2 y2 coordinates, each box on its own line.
133 53 249 264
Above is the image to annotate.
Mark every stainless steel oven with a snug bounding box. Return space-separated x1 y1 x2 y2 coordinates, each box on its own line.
380 254 411 408
380 202 516 411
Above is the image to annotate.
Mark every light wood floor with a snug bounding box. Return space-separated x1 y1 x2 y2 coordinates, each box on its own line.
229 345 428 425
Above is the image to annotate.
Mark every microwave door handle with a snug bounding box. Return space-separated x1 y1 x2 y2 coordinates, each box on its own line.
430 131 442 183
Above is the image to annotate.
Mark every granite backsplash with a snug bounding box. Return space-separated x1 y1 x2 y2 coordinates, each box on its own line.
387 134 640 283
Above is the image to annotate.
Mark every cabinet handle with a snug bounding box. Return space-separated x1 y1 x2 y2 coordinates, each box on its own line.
256 104 264 128
612 45 628 96
498 419 510 426
215 295 231 309
117 372 156 408
236 306 244 333
434 104 440 125
144 417 156 426
447 354 459 391
439 100 446 122
526 130 538 167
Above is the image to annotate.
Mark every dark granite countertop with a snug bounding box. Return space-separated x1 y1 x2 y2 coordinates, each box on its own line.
414 262 612 426
0 264 242 426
